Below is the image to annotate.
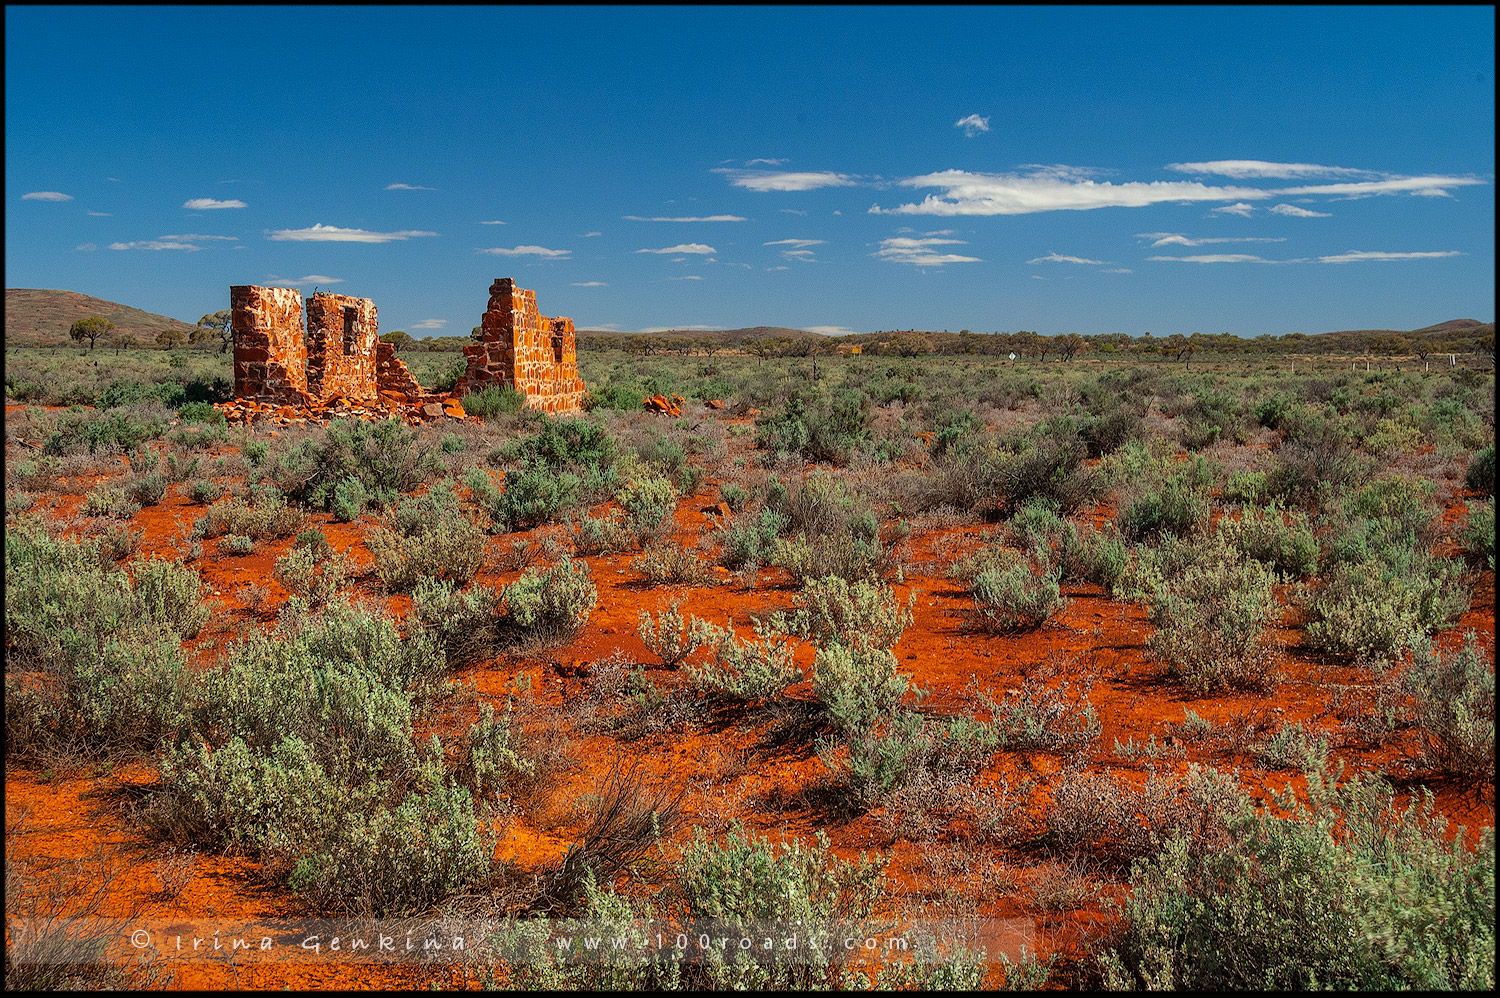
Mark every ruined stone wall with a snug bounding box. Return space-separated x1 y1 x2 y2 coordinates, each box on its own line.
458 278 587 413
375 341 425 401
231 285 312 404
306 293 379 403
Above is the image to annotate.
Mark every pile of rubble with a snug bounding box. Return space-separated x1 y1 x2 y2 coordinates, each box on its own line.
215 393 467 427
643 394 685 416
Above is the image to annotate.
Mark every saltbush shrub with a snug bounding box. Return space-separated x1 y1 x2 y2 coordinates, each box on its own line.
503 557 598 642
1147 540 1280 693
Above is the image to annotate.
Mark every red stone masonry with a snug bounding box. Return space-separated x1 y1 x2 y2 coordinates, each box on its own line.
230 286 313 405
456 278 588 413
306 292 379 402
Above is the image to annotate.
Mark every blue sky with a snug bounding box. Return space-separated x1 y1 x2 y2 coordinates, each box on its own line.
6 5 1494 338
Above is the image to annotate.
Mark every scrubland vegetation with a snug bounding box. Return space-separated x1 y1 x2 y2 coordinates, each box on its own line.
4 338 1495 990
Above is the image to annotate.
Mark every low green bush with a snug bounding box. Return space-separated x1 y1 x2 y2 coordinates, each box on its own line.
1459 497 1494 569
1399 634 1494 789
366 482 487 591
1303 554 1468 666
1219 504 1318 579
1147 540 1280 693
502 557 597 642
686 617 800 702
1099 770 1495 990
771 575 915 652
636 598 703 668
615 475 679 545
1465 444 1495 496
461 383 526 419
970 548 1067 632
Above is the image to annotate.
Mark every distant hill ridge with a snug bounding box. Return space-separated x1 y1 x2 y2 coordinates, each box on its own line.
6 289 195 347
576 325 816 341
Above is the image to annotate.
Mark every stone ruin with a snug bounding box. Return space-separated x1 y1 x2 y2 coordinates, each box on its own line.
456 278 587 413
226 278 585 423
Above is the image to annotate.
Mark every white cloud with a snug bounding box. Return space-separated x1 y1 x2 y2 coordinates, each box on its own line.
1103 268 1132 274
572 281 608 287
22 191 72 201
871 168 1268 215
290 275 343 284
87 211 112 216
873 236 982 266
955 113 990 137
480 220 506 225
1166 160 1374 179
1276 175 1483 197
636 243 716 254
269 223 437 243
410 319 447 329
184 197 247 210
1318 250 1462 263
624 214 747 222
1137 233 1287 247
1027 252 1107 265
805 325 860 336
477 245 571 257
766 265 789 271
1212 202 1258 217
75 243 97 252
746 158 788 166
159 233 238 241
1148 253 1278 263
714 168 856 192
666 275 704 280
386 183 435 190
109 240 202 251
1270 204 1332 218
764 238 825 248
779 209 807 215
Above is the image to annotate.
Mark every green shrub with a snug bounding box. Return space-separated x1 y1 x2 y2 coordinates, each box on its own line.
503 557 597 642
772 530 892 585
715 506 788 570
407 576 500 667
366 483 488 592
636 598 703 668
1062 524 1129 592
1342 474 1436 539
755 389 872 464
176 400 226 426
124 471 168 508
187 478 224 504
984 674 1101 752
615 475 679 545
1459 497 1494 569
811 643 911 735
771 575 915 652
272 543 350 609
42 407 167 456
329 476 373 522
686 617 800 702
220 533 253 555
501 415 618 472
462 701 535 798
192 490 305 541
1303 555 1468 666
568 508 634 555
1222 469 1268 506
631 542 711 585
1250 720 1329 771
81 484 139 519
461 383 526 419
269 418 443 511
1147 541 1280 693
970 549 1067 632
1119 473 1210 542
1465 444 1495 496
489 466 582 531
1400 634 1494 789
1219 504 1318 579
1099 770 1495 990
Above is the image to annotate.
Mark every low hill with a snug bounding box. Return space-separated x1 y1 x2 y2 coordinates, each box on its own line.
576 325 815 342
5 289 196 347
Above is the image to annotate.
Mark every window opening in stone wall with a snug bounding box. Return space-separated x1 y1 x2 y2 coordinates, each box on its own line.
551 333 564 365
343 307 357 356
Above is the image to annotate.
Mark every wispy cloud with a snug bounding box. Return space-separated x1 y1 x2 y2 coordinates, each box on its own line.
714 168 856 192
873 236 982 266
955 113 990 137
1149 253 1281 263
1137 233 1287 247
871 168 1267 216
386 183 435 190
75 243 97 252
184 197 247 210
23 191 72 201
1276 176 1482 197
159 233 238 242
582 231 602 237
624 214 747 222
1270 204 1332 218
109 240 202 251
636 243 716 254
268 223 437 243
805 325 860 336
746 158 788 166
1103 268 1132 274
1027 252 1107 265
572 281 608 287
640 324 722 333
1166 160 1374 179
1212 202 1258 217
477 245 571 257
480 219 506 225
764 238 825 248
270 274 344 285
1318 250 1462 263
779 209 807 215
410 318 447 329
87 211 112 216
666 275 704 280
